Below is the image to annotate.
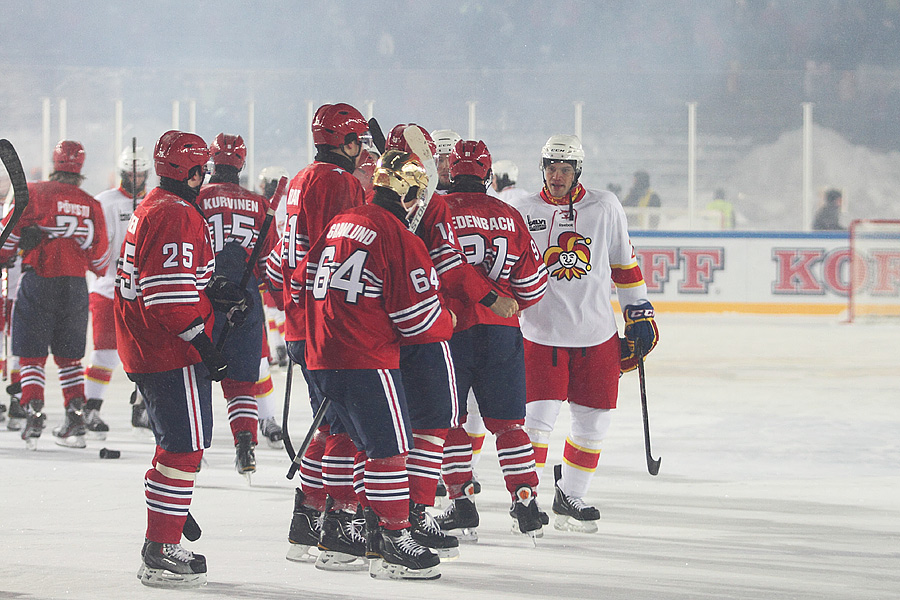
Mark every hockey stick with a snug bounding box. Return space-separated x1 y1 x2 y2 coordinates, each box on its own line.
215 176 288 351
636 342 661 476
367 117 386 154
401 125 437 234
281 358 296 460
0 139 30 249
286 394 330 480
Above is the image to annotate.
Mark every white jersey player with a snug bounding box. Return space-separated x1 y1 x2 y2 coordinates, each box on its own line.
489 159 531 205
507 135 659 533
83 145 151 437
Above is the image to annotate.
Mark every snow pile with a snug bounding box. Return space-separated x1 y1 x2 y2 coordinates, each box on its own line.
726 125 900 230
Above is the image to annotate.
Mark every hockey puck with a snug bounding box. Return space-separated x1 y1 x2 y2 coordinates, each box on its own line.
99 448 120 459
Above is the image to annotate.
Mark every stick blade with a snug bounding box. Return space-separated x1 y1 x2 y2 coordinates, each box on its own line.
648 457 661 476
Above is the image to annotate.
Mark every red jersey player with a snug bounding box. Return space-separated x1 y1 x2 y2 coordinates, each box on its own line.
0 140 110 450
115 130 248 588
198 133 277 479
292 149 453 580
436 140 550 539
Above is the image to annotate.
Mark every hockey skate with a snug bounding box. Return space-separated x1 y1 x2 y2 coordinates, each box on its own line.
52 398 87 449
0 401 6 424
83 398 109 440
434 495 479 543
234 430 256 480
315 506 367 571
21 400 45 450
259 416 284 449
287 489 322 562
6 383 25 431
139 541 207 589
130 390 152 432
368 525 441 580
552 464 600 533
410 502 459 559
509 485 544 539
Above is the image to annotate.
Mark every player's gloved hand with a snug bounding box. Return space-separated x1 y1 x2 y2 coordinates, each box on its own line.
206 275 253 327
190 332 228 381
620 301 659 373
18 225 44 251
624 300 659 357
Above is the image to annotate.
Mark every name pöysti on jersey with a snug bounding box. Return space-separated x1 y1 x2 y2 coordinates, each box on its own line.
451 214 516 232
56 200 91 218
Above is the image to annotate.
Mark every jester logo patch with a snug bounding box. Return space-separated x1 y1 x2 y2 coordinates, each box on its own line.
544 231 592 280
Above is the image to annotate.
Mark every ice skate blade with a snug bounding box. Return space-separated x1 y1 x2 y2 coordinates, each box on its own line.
53 435 86 449
315 550 368 571
285 543 318 562
24 437 38 450
264 438 284 450
368 558 441 580
433 546 460 560
553 514 599 534
443 527 478 543
509 520 543 540
139 565 207 589
7 417 25 431
85 430 108 441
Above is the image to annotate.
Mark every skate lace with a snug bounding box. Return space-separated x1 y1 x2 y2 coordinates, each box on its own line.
163 544 194 562
260 417 280 436
395 530 428 556
419 509 443 535
347 516 367 544
565 493 592 511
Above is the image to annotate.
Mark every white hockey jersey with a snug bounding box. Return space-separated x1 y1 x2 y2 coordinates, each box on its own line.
90 187 141 299
508 184 649 348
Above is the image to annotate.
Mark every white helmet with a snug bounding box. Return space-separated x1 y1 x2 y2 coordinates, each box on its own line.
431 129 462 156
118 145 151 173
258 165 289 188
541 134 584 180
493 159 518 184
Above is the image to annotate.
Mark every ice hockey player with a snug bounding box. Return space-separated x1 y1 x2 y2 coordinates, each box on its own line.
437 139 549 539
382 124 520 558
265 103 369 566
198 133 276 478
490 159 530 205
115 130 249 588
430 129 462 192
82 145 151 438
291 149 454 579
506 134 659 533
0 140 110 450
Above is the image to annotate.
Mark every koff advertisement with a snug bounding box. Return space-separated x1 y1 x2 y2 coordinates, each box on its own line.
629 231 900 315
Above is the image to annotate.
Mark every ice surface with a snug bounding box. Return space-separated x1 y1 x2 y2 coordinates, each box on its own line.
2 314 898 599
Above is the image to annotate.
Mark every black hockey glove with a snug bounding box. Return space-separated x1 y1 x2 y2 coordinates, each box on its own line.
205 275 253 328
190 332 228 381
18 225 44 252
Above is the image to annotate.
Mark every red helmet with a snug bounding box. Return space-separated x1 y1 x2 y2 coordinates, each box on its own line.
52 140 85 174
312 103 368 147
209 133 247 170
449 140 492 181
386 124 436 157
154 130 209 180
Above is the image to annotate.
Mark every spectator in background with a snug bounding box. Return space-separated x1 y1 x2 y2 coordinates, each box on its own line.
812 188 844 230
622 170 661 229
706 188 735 230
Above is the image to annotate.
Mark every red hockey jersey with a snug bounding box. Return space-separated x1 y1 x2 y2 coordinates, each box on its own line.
442 191 548 331
265 161 365 341
197 182 276 280
291 203 454 370
0 180 110 277
114 188 217 373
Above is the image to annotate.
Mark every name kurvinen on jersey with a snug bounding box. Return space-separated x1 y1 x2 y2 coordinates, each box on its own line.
202 196 260 213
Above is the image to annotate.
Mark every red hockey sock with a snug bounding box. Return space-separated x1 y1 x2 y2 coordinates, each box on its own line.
408 428 447 505
53 357 85 405
145 447 202 544
323 433 358 511
365 455 409 530
300 426 328 511
485 417 539 494
18 356 46 406
441 426 474 499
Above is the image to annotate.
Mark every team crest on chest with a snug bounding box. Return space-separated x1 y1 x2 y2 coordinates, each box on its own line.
543 231 592 280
